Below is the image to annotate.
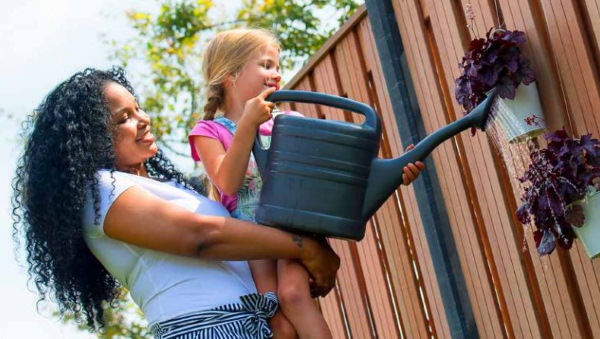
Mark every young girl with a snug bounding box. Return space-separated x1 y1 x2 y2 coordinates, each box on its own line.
189 28 424 338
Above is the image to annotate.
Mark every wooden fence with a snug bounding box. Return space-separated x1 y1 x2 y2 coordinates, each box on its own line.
279 1 600 338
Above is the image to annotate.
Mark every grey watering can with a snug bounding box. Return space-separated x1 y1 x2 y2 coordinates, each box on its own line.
253 89 497 240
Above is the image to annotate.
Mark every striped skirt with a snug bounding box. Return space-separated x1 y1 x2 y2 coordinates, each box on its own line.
149 292 278 339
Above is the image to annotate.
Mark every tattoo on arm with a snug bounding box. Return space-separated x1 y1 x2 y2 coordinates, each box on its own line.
292 235 303 248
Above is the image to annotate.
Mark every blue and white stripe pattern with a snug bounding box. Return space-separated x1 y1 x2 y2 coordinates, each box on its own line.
149 292 278 339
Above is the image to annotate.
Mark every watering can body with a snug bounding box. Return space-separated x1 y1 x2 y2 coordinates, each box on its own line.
253 90 497 240
255 113 380 240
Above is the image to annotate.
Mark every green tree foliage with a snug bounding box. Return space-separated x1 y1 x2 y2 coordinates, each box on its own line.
111 0 362 153
57 287 152 339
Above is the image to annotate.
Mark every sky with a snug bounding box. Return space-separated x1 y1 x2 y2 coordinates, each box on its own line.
0 0 237 338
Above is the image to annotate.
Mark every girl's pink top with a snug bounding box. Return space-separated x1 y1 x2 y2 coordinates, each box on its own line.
188 111 302 212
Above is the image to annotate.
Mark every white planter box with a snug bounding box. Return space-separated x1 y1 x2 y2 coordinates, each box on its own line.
573 190 600 259
493 82 546 143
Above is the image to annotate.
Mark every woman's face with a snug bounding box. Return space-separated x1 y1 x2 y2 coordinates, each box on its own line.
104 82 158 171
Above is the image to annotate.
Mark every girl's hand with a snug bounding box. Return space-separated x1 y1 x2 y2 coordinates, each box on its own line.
239 87 277 128
402 144 426 185
300 236 340 297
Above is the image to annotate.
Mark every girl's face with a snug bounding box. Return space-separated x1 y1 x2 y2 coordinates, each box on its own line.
230 44 281 103
104 82 158 171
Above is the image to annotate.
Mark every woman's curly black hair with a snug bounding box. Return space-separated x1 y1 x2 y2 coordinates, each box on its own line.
11 67 204 330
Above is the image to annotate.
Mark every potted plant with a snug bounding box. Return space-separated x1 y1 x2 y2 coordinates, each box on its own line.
454 27 544 141
516 127 600 257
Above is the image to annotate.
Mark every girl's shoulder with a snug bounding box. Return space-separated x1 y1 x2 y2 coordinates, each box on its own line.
188 119 234 161
190 119 230 134
189 119 233 141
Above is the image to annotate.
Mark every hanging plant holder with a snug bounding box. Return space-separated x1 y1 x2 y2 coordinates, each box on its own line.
492 82 546 143
572 190 600 259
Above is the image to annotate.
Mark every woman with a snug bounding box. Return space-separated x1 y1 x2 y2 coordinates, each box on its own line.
12 67 339 338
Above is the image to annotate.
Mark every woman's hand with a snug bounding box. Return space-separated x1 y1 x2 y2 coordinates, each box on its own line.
239 87 276 129
299 236 340 297
402 144 426 185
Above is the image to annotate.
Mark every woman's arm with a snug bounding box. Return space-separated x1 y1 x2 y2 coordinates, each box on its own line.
103 185 338 296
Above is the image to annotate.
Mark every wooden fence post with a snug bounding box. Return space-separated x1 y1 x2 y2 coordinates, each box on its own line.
364 0 478 337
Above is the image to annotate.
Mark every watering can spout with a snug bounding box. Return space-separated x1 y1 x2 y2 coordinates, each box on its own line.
361 89 498 219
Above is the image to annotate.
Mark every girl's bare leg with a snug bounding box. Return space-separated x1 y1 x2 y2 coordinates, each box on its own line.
249 260 297 339
277 259 332 339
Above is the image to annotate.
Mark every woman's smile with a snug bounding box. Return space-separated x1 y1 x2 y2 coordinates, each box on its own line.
137 129 155 143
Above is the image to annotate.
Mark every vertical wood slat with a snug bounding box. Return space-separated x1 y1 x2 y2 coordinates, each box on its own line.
280 0 600 337
500 1 599 338
358 17 441 339
393 0 487 336
304 26 433 338
494 1 581 338
388 0 486 337
344 28 407 339
342 25 436 338
581 0 600 73
391 0 506 337
310 53 373 338
318 289 349 339
292 75 351 339
494 0 568 130
355 20 437 339
336 30 426 338
462 1 554 338
537 1 600 338
427 3 516 338
394 8 479 339
571 238 600 338
539 0 600 136
430 2 524 336
457 2 549 338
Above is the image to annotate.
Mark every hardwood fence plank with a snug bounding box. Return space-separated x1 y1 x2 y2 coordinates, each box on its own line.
279 1 600 337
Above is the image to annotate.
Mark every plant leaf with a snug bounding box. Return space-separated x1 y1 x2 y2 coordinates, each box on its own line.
580 133 600 157
564 204 585 227
516 203 530 224
535 229 556 255
594 177 600 191
496 77 517 99
518 56 536 84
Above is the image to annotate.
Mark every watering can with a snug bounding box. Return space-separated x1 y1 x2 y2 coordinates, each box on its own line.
253 89 497 240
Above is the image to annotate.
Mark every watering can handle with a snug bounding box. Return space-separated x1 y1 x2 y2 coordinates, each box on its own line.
253 90 381 177
265 90 379 128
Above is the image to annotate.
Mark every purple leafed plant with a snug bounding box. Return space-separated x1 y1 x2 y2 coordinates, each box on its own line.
516 128 600 255
455 28 536 115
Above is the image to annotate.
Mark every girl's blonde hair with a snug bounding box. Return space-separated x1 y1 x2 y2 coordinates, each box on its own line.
202 28 280 120
201 28 280 201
